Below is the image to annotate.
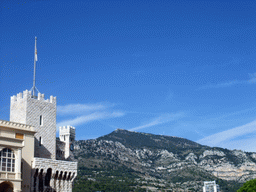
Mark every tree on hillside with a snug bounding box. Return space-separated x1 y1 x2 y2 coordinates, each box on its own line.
237 178 256 192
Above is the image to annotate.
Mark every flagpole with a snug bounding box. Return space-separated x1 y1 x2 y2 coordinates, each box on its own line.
32 36 37 97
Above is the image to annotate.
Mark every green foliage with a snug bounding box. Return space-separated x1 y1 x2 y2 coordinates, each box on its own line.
73 166 144 192
215 179 242 192
73 177 142 192
237 178 256 192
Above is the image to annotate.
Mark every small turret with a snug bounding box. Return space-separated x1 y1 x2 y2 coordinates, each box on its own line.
59 126 76 159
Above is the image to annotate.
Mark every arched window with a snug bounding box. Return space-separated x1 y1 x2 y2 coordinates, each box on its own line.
0 148 15 172
45 168 52 186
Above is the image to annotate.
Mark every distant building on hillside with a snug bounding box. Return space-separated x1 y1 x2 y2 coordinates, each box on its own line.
0 90 77 192
203 181 220 192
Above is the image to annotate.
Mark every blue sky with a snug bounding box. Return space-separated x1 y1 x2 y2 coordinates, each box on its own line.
1 0 256 152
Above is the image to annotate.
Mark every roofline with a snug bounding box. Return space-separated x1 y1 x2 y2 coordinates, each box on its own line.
0 120 36 133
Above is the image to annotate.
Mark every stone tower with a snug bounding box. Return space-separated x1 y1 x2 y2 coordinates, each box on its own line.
10 90 57 159
59 125 75 159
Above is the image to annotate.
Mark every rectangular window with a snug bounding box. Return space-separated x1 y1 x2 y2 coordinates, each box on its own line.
15 133 24 139
39 137 43 146
21 162 23 179
0 149 15 172
39 115 43 126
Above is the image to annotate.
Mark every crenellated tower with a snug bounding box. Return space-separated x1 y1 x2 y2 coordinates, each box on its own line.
2 37 78 192
10 90 57 159
59 125 76 159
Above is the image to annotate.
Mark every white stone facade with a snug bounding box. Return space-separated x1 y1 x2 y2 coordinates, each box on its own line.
3 90 78 192
10 90 57 159
0 120 36 192
59 126 75 159
32 158 77 192
203 181 219 192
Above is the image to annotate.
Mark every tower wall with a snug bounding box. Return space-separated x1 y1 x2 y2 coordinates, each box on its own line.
10 92 27 124
59 126 75 159
10 90 57 159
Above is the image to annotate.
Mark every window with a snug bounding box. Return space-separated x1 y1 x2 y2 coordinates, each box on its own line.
15 133 24 139
39 137 43 146
21 162 23 179
0 148 15 172
39 115 43 126
45 168 52 186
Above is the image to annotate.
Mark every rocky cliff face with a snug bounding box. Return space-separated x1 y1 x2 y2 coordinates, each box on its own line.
73 129 256 191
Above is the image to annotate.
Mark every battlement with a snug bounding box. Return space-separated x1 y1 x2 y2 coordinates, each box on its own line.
11 90 56 104
59 126 76 139
10 89 57 159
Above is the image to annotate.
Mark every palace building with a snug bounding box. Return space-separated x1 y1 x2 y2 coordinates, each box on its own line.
0 91 77 192
0 37 77 192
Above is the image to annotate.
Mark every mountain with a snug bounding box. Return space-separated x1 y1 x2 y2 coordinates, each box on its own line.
73 129 256 191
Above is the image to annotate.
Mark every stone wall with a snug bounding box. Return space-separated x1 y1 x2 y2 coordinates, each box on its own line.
56 140 65 160
32 157 77 192
10 90 57 159
33 157 77 173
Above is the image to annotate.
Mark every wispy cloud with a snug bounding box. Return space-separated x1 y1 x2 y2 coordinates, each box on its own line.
200 80 245 89
197 120 256 151
57 103 113 115
57 102 124 128
199 73 256 89
57 111 124 127
129 112 185 131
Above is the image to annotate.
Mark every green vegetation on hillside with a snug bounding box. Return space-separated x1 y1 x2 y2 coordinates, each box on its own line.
73 166 145 192
73 165 243 191
237 178 256 192
73 129 248 191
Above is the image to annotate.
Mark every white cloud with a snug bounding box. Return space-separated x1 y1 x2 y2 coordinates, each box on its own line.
56 102 124 128
200 80 245 89
57 111 125 127
199 73 256 89
57 103 112 115
248 73 256 83
129 112 184 131
220 137 256 152
197 120 256 152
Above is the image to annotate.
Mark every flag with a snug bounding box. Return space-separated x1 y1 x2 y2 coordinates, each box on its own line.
35 46 38 61
35 37 38 61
